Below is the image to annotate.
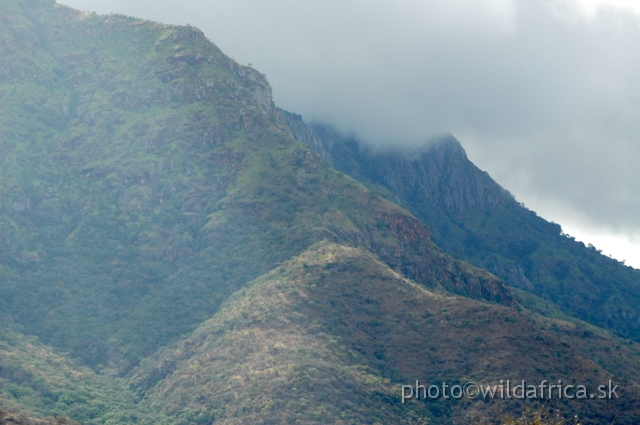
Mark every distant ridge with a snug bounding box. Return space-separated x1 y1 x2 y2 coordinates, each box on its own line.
282 112 640 341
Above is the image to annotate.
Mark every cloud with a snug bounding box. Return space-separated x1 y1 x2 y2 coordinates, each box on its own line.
60 0 640 248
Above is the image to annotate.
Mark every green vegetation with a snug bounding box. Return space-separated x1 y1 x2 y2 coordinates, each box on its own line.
0 1 512 422
0 328 155 424
2 1 640 424
1 0 511 375
132 242 640 424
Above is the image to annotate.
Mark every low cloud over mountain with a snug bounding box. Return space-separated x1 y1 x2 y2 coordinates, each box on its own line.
62 0 640 250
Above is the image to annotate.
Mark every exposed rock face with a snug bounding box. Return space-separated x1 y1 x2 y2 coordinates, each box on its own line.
287 119 640 343
281 110 333 163
310 123 516 213
374 212 512 304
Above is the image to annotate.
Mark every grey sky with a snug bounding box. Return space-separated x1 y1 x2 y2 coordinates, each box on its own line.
59 0 640 266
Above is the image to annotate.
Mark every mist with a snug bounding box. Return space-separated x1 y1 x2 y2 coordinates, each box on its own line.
60 0 640 265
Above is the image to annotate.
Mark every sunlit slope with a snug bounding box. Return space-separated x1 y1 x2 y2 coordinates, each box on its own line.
133 242 640 424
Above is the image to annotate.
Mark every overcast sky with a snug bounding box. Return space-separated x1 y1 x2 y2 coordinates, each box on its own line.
59 0 640 268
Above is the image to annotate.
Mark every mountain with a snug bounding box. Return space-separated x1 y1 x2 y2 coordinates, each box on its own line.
284 115 640 342
0 0 510 372
131 242 640 424
1 1 640 424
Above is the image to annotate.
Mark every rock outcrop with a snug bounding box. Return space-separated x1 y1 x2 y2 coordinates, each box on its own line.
0 410 58 425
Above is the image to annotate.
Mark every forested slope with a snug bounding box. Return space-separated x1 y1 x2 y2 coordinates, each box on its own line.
0 0 507 372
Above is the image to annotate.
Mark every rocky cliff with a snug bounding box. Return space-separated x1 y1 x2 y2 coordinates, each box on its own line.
287 118 640 342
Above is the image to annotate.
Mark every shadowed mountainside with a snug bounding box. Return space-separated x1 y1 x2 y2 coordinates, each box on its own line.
283 113 640 342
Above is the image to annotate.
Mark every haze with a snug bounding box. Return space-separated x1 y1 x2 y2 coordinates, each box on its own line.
59 0 640 268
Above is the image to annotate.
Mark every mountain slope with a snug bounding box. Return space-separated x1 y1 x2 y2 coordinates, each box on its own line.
0 326 155 424
0 0 509 373
132 242 640 424
286 116 640 341
3 2 640 424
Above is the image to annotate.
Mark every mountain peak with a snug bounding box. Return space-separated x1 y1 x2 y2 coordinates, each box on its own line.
295 123 515 214
424 132 465 155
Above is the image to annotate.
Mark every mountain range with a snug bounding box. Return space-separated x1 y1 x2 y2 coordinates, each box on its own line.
1 1 640 424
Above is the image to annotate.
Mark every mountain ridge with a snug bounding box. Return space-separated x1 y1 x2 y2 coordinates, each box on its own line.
281 112 640 342
0 0 509 372
1 1 640 424
130 241 640 424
